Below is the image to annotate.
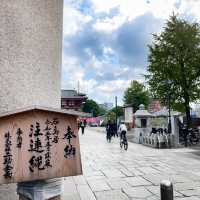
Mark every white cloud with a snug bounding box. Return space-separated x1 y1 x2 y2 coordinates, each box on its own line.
93 15 126 33
145 0 178 19
90 0 178 20
62 0 200 104
97 80 131 93
62 54 98 95
93 79 132 104
178 0 200 20
63 4 91 36
90 0 200 26
90 0 121 13
61 55 85 89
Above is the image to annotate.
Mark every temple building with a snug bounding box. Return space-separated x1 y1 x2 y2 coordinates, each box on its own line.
61 90 87 111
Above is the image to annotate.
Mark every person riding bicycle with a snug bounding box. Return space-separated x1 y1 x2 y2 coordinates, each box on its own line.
119 122 127 140
118 122 128 150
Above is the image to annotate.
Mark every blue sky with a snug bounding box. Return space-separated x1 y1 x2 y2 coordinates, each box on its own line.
62 0 200 105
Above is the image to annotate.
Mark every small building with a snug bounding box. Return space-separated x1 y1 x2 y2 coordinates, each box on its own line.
61 90 87 111
132 104 152 143
134 104 152 128
148 100 161 113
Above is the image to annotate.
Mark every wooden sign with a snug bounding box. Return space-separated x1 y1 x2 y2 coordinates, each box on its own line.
0 106 83 184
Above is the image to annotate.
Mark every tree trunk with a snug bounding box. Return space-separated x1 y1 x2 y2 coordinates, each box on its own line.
184 94 191 128
185 103 191 128
184 93 191 147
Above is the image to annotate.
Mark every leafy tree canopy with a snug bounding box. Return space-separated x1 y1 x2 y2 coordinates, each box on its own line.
109 106 124 117
106 111 116 122
147 14 200 126
81 99 100 117
98 106 107 116
123 80 150 112
106 106 124 122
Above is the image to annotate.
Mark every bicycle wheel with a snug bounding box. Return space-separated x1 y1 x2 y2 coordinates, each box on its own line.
124 142 128 150
120 141 123 148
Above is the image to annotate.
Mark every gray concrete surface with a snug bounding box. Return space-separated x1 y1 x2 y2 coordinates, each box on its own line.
1 127 200 199
0 0 63 112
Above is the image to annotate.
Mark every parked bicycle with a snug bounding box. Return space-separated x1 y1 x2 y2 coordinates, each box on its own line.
179 126 200 146
187 128 200 146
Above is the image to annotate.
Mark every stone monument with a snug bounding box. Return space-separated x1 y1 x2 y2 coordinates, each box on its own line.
0 1 68 199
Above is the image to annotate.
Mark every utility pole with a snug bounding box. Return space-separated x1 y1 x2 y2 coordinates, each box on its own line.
115 96 118 135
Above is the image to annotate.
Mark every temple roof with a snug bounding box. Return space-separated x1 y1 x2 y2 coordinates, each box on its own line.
134 104 152 117
0 105 90 119
61 90 87 99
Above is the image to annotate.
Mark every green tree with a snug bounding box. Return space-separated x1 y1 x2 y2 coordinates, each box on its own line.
110 106 124 117
123 80 150 112
106 106 124 122
106 111 116 122
81 99 100 117
147 14 200 128
98 105 107 116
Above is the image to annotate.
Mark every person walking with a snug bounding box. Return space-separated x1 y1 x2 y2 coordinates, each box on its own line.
80 121 85 135
84 119 87 127
77 119 81 131
106 120 112 142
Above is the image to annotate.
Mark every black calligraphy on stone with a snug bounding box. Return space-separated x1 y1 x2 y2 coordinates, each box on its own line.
63 126 76 144
29 155 45 172
45 118 59 144
28 122 45 172
3 132 13 178
63 126 76 158
16 128 23 148
28 122 44 153
64 144 76 158
52 119 59 143
44 120 52 168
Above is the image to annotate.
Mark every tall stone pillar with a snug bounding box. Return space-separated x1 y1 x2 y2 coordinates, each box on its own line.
0 0 63 111
0 0 64 199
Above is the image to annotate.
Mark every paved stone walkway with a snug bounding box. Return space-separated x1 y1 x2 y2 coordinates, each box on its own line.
1 127 200 199
65 128 200 200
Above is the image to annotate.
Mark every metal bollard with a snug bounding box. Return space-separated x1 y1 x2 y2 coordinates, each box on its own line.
160 180 173 200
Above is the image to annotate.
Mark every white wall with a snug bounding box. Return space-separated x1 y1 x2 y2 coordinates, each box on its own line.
125 107 133 123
